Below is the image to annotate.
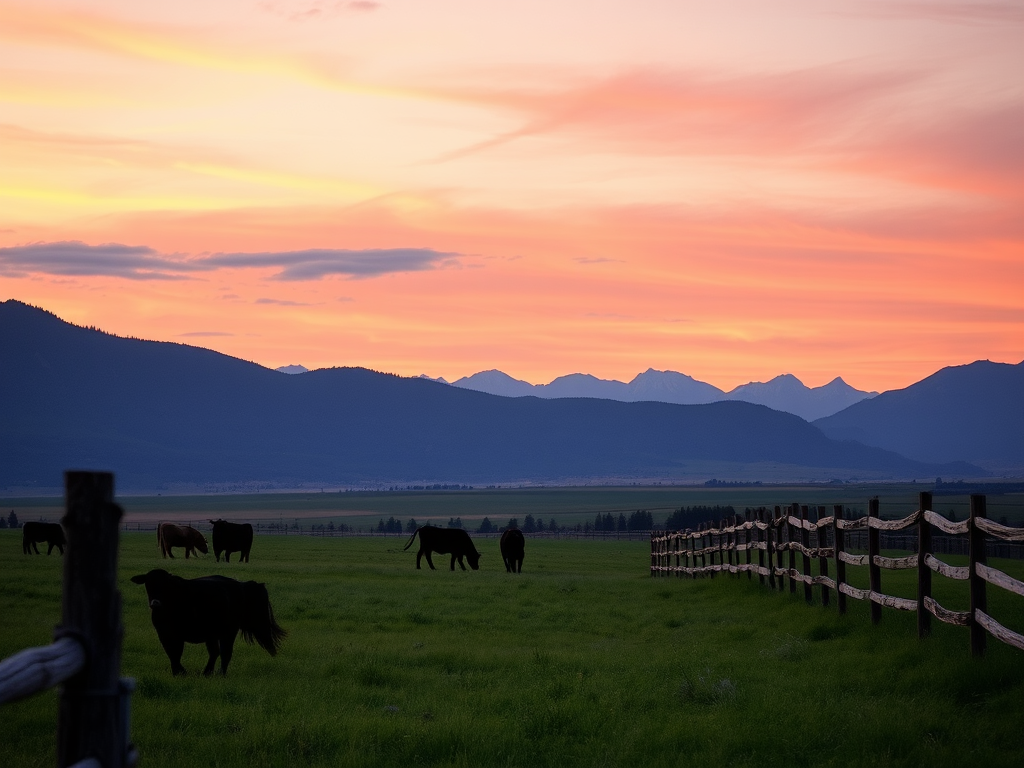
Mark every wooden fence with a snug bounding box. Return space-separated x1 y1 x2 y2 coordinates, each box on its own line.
0 471 136 768
650 493 1024 656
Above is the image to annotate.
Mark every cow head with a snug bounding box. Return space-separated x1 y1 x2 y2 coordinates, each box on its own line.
467 550 481 570
193 532 210 554
131 568 174 609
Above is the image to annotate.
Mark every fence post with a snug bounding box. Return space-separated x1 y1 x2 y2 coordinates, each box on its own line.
800 505 813 603
757 509 766 586
58 471 131 768
745 511 752 580
768 507 780 590
868 497 882 625
917 491 933 639
788 504 798 595
818 506 830 608
834 505 846 615
969 494 988 657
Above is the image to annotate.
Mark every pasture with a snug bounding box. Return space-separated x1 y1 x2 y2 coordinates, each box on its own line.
3 531 1024 767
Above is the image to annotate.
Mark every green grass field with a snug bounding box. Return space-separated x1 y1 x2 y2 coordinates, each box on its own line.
3 525 1024 767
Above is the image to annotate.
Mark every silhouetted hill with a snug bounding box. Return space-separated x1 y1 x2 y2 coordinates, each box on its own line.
0 300 982 489
815 360 1024 474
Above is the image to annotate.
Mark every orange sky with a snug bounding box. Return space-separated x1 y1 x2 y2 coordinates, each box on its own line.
1 0 1021 392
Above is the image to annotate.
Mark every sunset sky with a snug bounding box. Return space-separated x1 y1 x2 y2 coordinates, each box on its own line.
1 0 1021 392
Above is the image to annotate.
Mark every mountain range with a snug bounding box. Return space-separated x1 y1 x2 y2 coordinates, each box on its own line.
0 299 996 491
441 368 876 421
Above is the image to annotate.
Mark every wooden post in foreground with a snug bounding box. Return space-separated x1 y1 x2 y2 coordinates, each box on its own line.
969 494 988 657
917 491 933 639
868 498 882 625
57 471 132 768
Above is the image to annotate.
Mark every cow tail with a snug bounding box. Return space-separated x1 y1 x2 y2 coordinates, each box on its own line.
240 581 287 656
157 525 164 555
402 528 419 551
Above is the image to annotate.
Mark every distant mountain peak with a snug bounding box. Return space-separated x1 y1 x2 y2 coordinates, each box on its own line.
276 364 309 375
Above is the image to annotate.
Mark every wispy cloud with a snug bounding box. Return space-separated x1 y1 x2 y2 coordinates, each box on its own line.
203 248 459 280
0 241 463 281
0 240 197 280
259 1 381 22
428 66 923 162
255 297 314 306
178 331 234 337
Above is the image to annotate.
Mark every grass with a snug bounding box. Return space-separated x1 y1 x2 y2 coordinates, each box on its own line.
3 530 1024 767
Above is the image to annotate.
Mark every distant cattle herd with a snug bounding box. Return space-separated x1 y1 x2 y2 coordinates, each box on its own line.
18 516 523 677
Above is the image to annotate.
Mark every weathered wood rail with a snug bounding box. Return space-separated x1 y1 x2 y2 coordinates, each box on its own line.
0 471 137 767
651 493 1024 656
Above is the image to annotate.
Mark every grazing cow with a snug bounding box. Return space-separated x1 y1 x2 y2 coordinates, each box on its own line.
500 528 525 573
131 568 286 676
22 521 66 555
157 523 209 559
208 519 254 563
403 525 482 571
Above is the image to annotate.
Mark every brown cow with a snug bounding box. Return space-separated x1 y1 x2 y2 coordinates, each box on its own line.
158 523 209 559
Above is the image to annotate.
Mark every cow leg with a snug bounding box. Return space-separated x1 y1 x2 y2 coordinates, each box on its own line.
160 635 187 676
32 541 40 555
225 551 231 563
56 543 65 555
203 640 220 676
185 546 191 560
47 542 54 555
423 550 437 570
454 555 466 571
167 547 175 559
219 633 237 675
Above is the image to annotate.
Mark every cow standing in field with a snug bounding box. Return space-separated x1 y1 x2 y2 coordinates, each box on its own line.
131 568 286 676
22 521 66 555
500 528 525 573
158 523 209 559
209 519 254 563
403 526 482 570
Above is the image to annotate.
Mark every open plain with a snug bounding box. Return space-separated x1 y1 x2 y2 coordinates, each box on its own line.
3 486 1024 767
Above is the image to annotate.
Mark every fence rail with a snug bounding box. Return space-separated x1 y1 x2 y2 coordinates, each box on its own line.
651 493 1024 656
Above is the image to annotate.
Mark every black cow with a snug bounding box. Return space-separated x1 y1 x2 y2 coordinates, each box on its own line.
208 519 254 563
22 521 66 555
131 568 286 676
403 526 482 570
500 528 525 573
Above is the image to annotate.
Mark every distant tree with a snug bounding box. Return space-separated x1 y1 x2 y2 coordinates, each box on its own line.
478 517 494 534
593 513 603 532
447 517 463 529
523 514 536 534
584 521 592 534
628 510 653 530
604 513 615 531
407 518 418 533
385 516 402 533
549 518 558 533
0 516 6 529
506 517 519 531
377 518 385 533
7 511 18 529
327 521 335 531
618 513 627 532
